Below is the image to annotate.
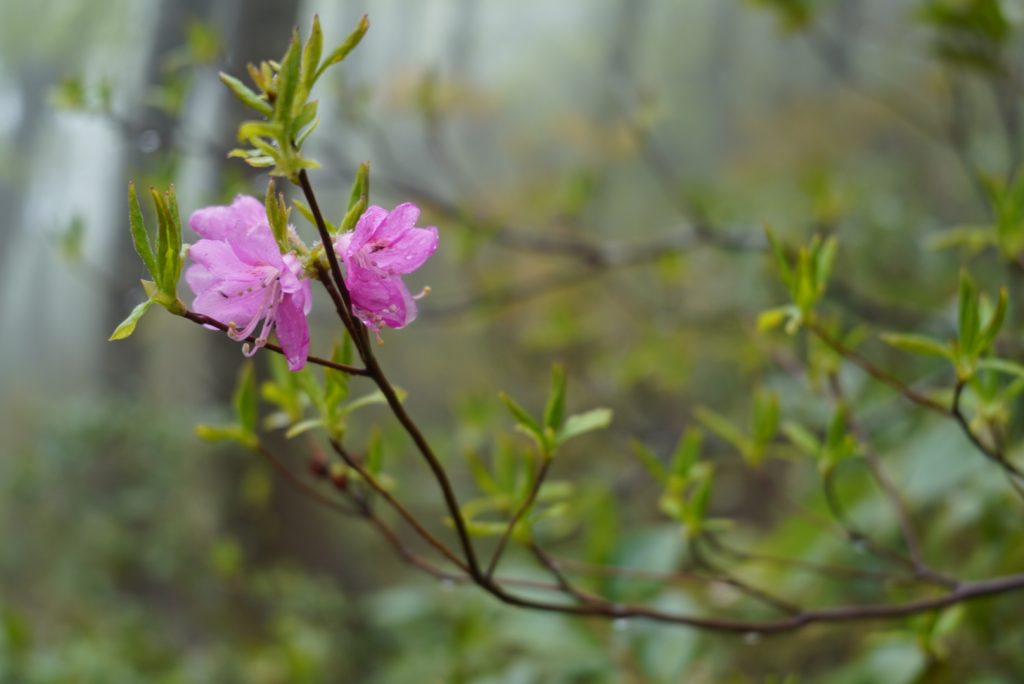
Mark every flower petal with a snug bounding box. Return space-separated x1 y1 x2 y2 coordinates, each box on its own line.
191 284 268 329
346 266 417 328
371 226 438 274
373 202 420 245
348 205 388 254
275 293 310 370
189 195 264 241
187 240 275 291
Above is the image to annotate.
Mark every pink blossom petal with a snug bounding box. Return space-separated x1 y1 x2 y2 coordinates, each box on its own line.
191 284 268 329
373 202 420 245
371 226 438 274
275 294 310 370
230 225 284 269
346 266 417 328
348 205 389 253
189 196 264 241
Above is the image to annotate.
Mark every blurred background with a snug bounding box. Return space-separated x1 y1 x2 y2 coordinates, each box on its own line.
2 0 1023 681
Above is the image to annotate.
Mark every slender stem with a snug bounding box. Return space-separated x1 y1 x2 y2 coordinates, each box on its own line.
821 467 941 584
807 321 948 415
528 543 602 605
951 382 1024 500
486 457 553 578
705 536 911 584
330 439 470 572
183 311 369 376
256 445 360 517
691 538 803 615
827 373 958 589
293 171 484 577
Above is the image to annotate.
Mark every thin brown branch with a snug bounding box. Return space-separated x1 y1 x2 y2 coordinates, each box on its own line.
807 320 949 415
691 538 803 616
183 310 369 376
330 439 470 573
827 373 958 589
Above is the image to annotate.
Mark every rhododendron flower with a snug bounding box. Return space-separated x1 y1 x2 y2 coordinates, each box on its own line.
334 203 438 330
185 195 312 370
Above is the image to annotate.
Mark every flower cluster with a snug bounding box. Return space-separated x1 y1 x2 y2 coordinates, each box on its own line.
334 203 439 330
184 197 436 370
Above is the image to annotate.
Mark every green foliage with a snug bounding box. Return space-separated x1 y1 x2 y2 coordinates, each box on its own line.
762 230 838 331
500 364 612 457
110 183 186 339
224 15 368 180
880 270 1008 381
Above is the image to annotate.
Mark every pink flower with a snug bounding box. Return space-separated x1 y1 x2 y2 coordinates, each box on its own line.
334 203 438 330
185 195 312 370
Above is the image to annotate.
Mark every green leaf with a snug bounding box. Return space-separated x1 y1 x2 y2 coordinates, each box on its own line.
195 424 250 445
631 441 667 484
977 358 1024 378
293 198 337 233
108 299 153 340
127 183 158 280
543 363 567 431
284 418 324 439
927 225 997 253
301 14 324 89
814 235 838 294
781 420 820 457
978 286 1008 351
265 179 289 250
465 451 501 496
757 305 797 333
165 185 184 286
233 363 258 436
958 269 980 354
752 389 779 445
557 408 613 444
694 406 753 459
313 15 370 83
669 428 703 479
218 72 272 116
689 468 715 521
149 187 175 290
765 226 794 293
273 29 303 125
340 389 396 415
879 332 952 359
499 392 544 446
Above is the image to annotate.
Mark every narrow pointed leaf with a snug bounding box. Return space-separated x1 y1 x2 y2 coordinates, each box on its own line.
128 183 158 279
109 299 153 340
219 72 273 116
543 363 567 430
314 15 370 82
557 408 613 444
879 332 952 359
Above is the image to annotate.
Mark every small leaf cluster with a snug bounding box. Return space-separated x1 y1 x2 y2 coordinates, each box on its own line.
781 404 858 476
759 231 838 333
633 430 722 539
221 15 369 180
919 0 1010 73
461 443 574 540
694 389 779 467
881 270 1007 381
109 184 186 340
932 173 1024 264
499 363 613 459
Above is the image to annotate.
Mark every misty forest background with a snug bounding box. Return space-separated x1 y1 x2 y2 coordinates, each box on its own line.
2 0 1023 682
